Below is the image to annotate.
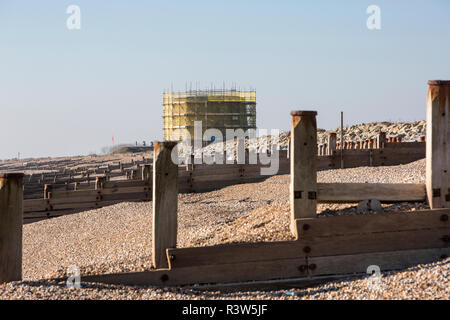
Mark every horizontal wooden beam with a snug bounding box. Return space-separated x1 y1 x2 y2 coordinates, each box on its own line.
317 183 426 203
307 247 448 277
167 228 449 269
79 247 449 287
296 208 450 239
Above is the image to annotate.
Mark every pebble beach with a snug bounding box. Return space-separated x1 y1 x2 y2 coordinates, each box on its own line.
1 159 448 300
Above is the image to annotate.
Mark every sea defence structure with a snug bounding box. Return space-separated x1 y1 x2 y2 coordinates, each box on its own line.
163 89 256 144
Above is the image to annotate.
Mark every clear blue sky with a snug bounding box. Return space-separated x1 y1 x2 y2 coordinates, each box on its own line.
1 0 449 159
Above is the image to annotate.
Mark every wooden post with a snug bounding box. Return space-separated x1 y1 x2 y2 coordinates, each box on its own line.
152 141 178 269
0 173 24 283
290 111 318 237
340 111 344 169
327 133 336 156
95 177 105 190
190 154 195 171
287 137 290 159
426 80 450 209
377 132 386 149
142 164 151 181
44 184 52 199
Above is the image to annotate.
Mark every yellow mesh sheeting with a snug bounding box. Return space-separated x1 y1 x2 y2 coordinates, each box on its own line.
163 90 256 141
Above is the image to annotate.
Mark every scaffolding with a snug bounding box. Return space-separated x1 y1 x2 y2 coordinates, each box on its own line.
163 89 256 142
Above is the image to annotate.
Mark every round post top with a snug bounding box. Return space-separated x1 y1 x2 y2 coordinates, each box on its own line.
290 111 318 117
0 172 24 179
428 80 450 86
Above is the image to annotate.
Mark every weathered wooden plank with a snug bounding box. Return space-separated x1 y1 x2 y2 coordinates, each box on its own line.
316 156 335 169
152 141 178 269
290 111 318 235
103 180 150 189
23 208 82 223
80 247 448 287
302 228 449 258
189 164 242 175
426 80 450 209
48 201 101 211
191 173 242 183
101 192 151 202
51 190 101 199
167 227 449 269
296 209 450 239
0 173 24 283
82 257 309 287
384 142 425 149
190 178 268 193
317 183 426 203
168 241 298 268
48 195 100 205
23 199 49 212
100 186 151 195
308 247 449 277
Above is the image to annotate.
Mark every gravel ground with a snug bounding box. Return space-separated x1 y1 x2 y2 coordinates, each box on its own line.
1 159 448 300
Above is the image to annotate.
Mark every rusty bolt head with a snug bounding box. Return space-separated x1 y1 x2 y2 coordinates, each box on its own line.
298 265 308 273
441 214 449 222
302 224 310 231
309 264 317 271
160 274 169 282
303 246 311 254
